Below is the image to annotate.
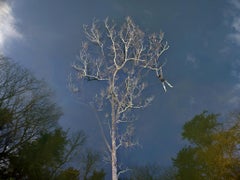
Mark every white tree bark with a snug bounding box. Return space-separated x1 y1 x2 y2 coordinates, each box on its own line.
111 109 118 180
71 17 172 179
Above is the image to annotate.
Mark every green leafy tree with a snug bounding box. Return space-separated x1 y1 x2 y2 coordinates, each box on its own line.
8 129 66 179
173 111 240 180
56 167 80 180
0 56 89 179
81 149 101 180
7 129 86 179
87 169 106 180
0 55 61 161
0 55 61 176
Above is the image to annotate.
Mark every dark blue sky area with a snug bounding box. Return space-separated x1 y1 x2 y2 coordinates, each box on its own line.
2 0 240 166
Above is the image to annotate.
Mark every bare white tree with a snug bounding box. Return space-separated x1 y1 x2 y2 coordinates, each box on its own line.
71 17 172 180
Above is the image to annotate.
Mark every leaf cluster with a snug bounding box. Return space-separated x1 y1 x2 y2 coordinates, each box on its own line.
173 111 240 179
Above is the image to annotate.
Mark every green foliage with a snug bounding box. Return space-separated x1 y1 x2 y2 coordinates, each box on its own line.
173 147 205 180
56 167 80 180
130 164 162 180
1 123 87 179
182 111 219 146
173 111 240 179
0 56 62 161
87 169 106 180
8 129 67 179
126 164 176 180
0 56 95 179
82 149 101 180
0 108 12 128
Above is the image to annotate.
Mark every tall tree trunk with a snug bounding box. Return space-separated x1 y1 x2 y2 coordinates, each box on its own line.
72 17 171 179
111 122 118 180
111 99 118 180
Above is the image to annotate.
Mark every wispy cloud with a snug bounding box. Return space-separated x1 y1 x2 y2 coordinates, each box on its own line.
228 59 240 107
186 53 198 68
230 0 240 9
228 83 240 107
228 0 240 45
229 19 240 45
231 59 240 79
228 54 240 108
0 1 22 53
225 1 240 107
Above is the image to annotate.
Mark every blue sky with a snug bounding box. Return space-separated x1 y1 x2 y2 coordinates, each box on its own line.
1 0 240 167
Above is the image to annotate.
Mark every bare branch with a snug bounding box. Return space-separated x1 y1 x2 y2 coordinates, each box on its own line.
118 167 131 178
90 104 111 153
71 17 172 180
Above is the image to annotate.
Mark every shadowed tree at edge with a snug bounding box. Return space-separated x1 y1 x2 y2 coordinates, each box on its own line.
0 56 100 179
173 111 240 179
